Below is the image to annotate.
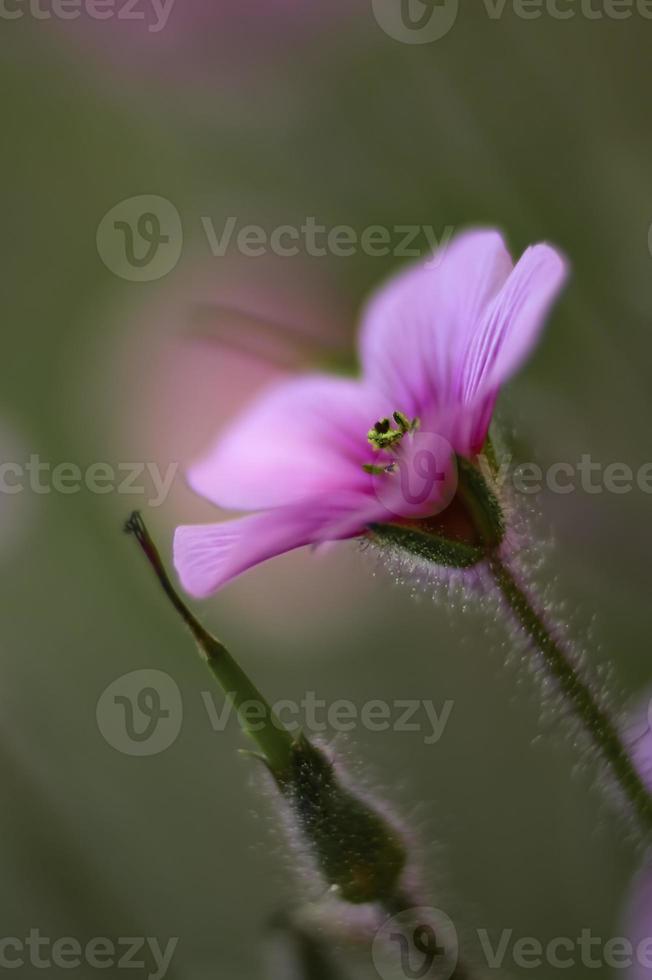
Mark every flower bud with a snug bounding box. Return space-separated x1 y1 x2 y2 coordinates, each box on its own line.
274 736 408 906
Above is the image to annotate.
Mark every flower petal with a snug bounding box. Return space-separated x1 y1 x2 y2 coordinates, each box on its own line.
461 243 568 404
188 374 393 511
174 493 386 597
359 229 514 420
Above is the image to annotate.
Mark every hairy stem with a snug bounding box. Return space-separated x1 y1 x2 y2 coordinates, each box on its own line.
489 553 652 834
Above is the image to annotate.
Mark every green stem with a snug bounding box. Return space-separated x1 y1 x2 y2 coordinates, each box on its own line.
125 514 410 908
489 553 652 834
124 512 295 778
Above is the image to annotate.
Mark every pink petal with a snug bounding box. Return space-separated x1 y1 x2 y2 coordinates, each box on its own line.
359 229 514 421
174 493 386 597
188 374 393 511
461 243 568 404
624 710 652 795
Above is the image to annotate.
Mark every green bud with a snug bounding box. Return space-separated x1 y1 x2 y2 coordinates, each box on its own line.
275 737 408 905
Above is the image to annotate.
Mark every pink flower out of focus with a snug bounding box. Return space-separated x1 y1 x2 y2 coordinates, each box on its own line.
60 0 357 87
174 229 568 598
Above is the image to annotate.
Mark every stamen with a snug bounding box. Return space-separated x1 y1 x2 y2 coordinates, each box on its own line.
366 412 420 453
367 424 404 451
392 410 412 433
363 463 394 475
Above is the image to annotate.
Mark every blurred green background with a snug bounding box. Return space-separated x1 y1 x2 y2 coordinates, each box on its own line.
2 3 652 978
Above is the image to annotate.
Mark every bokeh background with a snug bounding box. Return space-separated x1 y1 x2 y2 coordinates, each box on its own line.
2 2 652 978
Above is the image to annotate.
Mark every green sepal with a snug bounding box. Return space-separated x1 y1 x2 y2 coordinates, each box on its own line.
367 452 505 568
368 522 485 569
456 455 505 548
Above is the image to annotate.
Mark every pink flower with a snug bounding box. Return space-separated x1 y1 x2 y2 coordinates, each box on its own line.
174 229 568 597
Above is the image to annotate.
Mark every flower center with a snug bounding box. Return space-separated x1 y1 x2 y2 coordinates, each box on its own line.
363 411 420 475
